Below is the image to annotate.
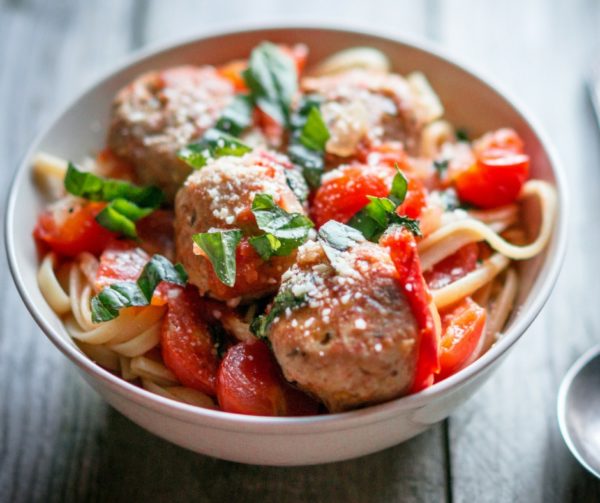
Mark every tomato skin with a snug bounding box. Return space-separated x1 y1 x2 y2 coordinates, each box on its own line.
95 240 170 305
311 163 396 227
452 128 529 208
161 286 219 396
217 340 319 416
217 59 249 91
396 177 427 220
436 297 486 380
33 201 116 258
424 243 479 290
380 228 440 393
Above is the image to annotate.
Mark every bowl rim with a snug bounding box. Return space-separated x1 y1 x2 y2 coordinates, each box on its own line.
5 22 568 432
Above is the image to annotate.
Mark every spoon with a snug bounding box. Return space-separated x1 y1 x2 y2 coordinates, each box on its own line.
557 345 600 478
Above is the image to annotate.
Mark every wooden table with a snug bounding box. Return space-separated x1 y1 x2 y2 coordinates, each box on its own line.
1 0 599 501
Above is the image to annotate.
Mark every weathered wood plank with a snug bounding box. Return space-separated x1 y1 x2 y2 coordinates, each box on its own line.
0 2 137 502
439 0 600 500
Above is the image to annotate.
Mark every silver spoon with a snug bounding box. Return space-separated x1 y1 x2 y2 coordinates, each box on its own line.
557 345 600 478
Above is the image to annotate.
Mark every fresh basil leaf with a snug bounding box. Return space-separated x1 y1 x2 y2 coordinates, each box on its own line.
250 289 307 339
456 128 469 142
433 159 449 178
65 163 164 207
284 168 309 203
242 42 298 126
90 255 187 322
299 107 330 152
179 128 251 169
215 94 253 136
389 167 408 205
290 94 323 130
249 193 314 259
95 204 138 239
137 255 188 300
348 168 421 241
248 233 282 261
192 230 243 287
287 143 324 189
389 216 422 237
95 199 154 239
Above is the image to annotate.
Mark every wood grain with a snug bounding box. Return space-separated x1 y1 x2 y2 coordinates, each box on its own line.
1 0 599 501
440 0 600 501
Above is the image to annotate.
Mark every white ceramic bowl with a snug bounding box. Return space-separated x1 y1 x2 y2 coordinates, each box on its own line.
5 25 567 466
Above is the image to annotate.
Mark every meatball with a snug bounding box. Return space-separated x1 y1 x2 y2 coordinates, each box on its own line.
267 239 419 412
174 150 305 302
108 66 235 201
302 69 429 157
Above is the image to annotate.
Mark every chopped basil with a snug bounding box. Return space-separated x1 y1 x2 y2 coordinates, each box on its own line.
456 128 470 142
179 128 251 169
348 167 421 241
242 42 298 126
433 159 449 178
65 163 163 238
215 94 254 136
389 168 409 205
284 168 309 203
90 255 187 322
299 107 330 152
192 230 243 288
287 143 324 189
250 289 307 339
248 193 314 260
287 96 329 189
64 163 164 208
95 199 154 239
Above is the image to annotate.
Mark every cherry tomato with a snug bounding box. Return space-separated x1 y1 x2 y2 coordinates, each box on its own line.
217 59 249 92
397 177 427 220
436 297 486 380
380 227 439 392
161 286 219 396
424 243 479 290
33 200 116 258
95 240 170 305
216 340 319 416
452 128 529 208
311 163 396 227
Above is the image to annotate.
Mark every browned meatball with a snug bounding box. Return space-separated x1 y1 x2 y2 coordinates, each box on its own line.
302 69 428 157
267 239 420 412
108 66 235 201
174 150 305 302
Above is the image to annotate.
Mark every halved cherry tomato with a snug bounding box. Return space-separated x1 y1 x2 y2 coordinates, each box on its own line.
217 59 248 92
380 227 439 392
254 107 284 146
311 163 396 227
424 243 479 290
452 128 529 208
436 297 486 380
95 240 170 305
161 286 219 396
216 340 319 416
33 200 116 258
397 177 427 220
